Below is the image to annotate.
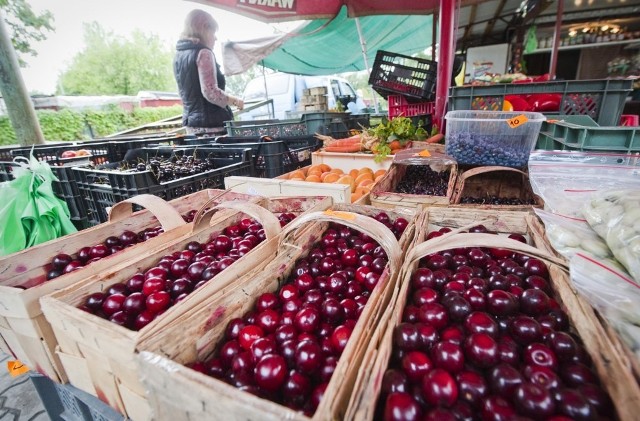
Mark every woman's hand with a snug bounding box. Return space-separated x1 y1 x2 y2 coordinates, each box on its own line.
230 96 244 110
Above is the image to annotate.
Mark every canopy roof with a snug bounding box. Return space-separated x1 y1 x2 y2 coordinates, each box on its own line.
223 7 432 76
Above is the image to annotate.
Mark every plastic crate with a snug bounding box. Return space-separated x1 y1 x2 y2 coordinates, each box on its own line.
448 79 633 127
368 50 437 101
0 161 18 182
10 141 118 166
535 115 640 153
388 95 435 118
0 146 14 161
203 136 321 178
72 147 253 224
30 374 124 421
225 112 352 138
106 134 189 161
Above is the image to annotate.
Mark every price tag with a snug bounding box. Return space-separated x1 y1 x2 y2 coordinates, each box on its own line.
416 149 431 157
506 114 528 129
7 360 29 377
323 210 356 220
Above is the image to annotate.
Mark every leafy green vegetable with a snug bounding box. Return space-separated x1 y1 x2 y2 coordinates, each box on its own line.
367 116 428 162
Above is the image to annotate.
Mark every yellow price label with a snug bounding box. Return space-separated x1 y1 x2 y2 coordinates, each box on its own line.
416 149 431 157
323 210 356 220
7 360 29 377
507 114 528 129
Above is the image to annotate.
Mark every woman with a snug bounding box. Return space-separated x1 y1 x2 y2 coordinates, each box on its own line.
174 9 244 135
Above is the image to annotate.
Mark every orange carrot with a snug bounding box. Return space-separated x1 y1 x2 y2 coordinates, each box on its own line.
326 136 361 148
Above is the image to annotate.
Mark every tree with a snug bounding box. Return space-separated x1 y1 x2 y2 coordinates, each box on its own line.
58 22 176 95
0 0 53 66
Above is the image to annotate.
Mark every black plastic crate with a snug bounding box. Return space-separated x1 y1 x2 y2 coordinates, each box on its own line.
204 136 320 178
0 146 14 161
72 147 253 224
11 141 118 166
368 50 437 101
0 161 19 182
30 373 124 421
106 134 189 161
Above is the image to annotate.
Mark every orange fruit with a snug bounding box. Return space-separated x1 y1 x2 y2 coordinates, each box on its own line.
355 186 371 195
375 174 385 183
374 169 386 179
308 165 323 174
336 175 355 192
290 177 305 182
308 170 322 178
323 173 340 183
359 167 374 175
358 179 375 189
330 168 344 175
319 164 331 173
349 169 359 179
351 192 363 203
305 174 321 183
355 172 374 186
289 170 306 179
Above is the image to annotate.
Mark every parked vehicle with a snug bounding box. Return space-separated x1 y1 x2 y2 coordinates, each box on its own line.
239 72 367 120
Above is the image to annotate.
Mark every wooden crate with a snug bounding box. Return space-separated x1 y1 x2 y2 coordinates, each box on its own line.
40 197 332 419
451 165 544 210
225 175 351 204
0 190 254 383
370 160 457 209
136 209 409 421
346 213 640 421
304 87 328 96
302 94 328 105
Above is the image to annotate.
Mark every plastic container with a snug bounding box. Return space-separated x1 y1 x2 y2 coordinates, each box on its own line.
368 50 437 101
448 79 633 126
73 148 253 224
536 115 640 153
445 110 546 168
10 141 118 166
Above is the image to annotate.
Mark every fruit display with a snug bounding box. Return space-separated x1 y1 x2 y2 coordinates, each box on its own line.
452 166 540 209
133 210 404 420
376 232 613 420
582 189 640 283
76 214 300 331
281 164 386 203
394 165 450 196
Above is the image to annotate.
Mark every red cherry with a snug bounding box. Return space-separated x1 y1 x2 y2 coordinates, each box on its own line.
146 291 170 314
384 392 422 421
456 370 488 407
524 343 558 370
254 354 287 392
238 325 264 350
464 332 499 368
102 293 126 317
513 382 556 418
295 340 322 374
142 277 166 296
330 325 352 355
431 341 464 373
421 368 458 407
401 351 433 383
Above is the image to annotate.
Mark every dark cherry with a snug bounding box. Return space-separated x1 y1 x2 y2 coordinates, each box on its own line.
384 392 422 421
382 369 410 395
319 356 338 383
524 258 549 278
411 268 436 290
231 351 254 374
416 323 439 350
421 368 458 408
440 325 465 345
238 325 264 350
545 331 578 362
509 315 542 344
85 292 106 311
486 290 519 316
413 288 439 306
225 318 246 340
101 293 126 317
249 337 277 364
489 363 523 398
255 292 280 312
513 382 556 418
524 343 558 370
464 311 499 337
295 307 321 333
560 362 597 387
523 365 561 391
146 291 170 314
256 309 280 333
401 351 433 383
52 253 73 270
463 289 486 311
394 323 420 351
520 289 550 316
330 324 352 355
578 383 613 415
456 370 488 407
122 292 146 315
464 332 499 368
417 302 449 330
134 310 155 331
282 370 311 406
431 341 464 373
295 340 322 375
254 354 287 392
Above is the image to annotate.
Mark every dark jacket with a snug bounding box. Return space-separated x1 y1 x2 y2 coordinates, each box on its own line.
174 39 232 128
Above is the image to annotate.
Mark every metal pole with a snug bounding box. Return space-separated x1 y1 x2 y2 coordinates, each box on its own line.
355 17 379 113
435 0 457 132
549 0 563 79
0 10 45 145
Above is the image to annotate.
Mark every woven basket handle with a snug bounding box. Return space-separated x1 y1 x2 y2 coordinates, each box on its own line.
408 232 568 272
191 200 281 240
278 210 401 276
108 194 185 231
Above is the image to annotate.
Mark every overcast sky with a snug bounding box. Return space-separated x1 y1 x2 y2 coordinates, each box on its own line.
20 0 301 94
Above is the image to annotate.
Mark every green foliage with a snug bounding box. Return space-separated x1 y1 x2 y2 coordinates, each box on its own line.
0 105 183 146
0 0 54 66
367 116 428 162
58 22 176 95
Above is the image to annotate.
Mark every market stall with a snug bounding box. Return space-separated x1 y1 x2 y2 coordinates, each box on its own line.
2 1 640 420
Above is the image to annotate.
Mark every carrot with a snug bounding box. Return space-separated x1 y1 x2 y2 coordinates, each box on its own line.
325 136 362 148
426 133 444 144
324 144 363 153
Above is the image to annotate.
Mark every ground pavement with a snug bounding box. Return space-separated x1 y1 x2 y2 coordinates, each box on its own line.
0 353 47 420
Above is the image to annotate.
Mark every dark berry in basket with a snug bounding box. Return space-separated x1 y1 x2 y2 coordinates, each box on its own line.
446 132 531 168
395 165 450 196
460 196 536 206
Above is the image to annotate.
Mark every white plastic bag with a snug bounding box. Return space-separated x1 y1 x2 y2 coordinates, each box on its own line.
534 208 618 264
528 151 640 218
582 190 640 283
570 252 640 361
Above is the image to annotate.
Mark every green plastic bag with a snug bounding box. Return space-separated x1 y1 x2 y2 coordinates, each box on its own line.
0 155 77 256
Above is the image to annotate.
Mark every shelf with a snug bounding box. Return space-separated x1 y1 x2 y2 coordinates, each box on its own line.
525 38 640 55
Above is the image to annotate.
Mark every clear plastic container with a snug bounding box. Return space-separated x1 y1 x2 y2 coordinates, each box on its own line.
445 110 546 168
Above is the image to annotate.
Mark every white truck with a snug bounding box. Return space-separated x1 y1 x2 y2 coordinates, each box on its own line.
239 72 367 120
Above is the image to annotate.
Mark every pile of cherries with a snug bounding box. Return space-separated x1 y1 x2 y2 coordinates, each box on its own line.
187 212 408 416
77 213 295 331
46 209 202 282
381 225 612 421
395 165 450 197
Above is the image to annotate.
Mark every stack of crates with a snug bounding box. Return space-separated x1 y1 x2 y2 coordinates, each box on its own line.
301 87 329 112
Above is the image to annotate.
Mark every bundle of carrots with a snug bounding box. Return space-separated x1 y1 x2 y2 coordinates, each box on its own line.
315 133 364 153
